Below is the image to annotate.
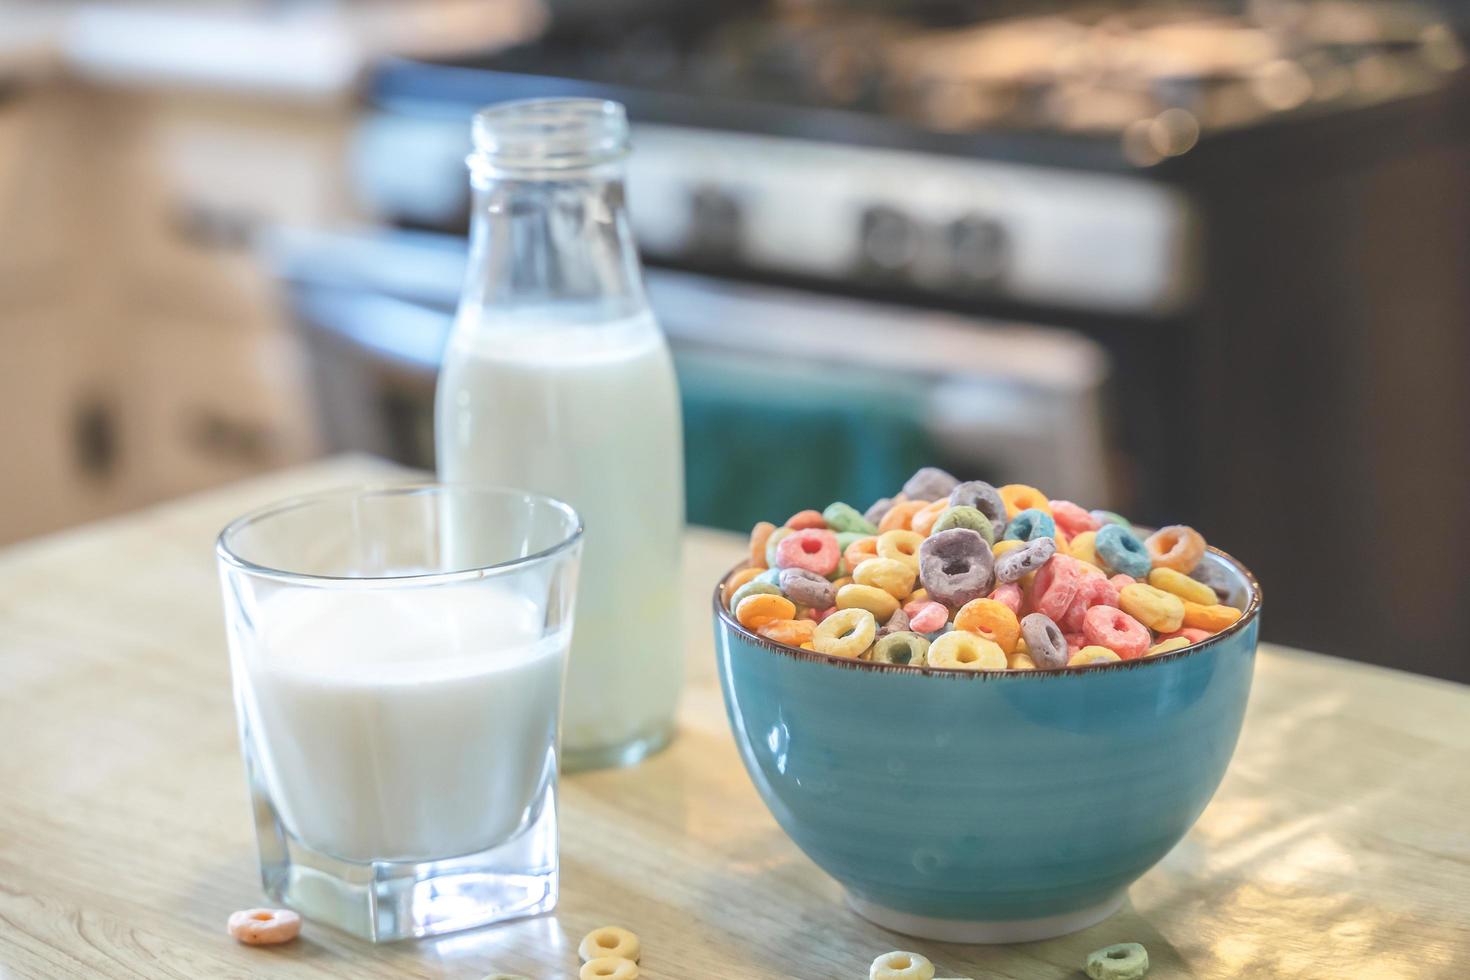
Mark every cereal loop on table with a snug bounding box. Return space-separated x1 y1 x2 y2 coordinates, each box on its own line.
578 926 640 963
813 607 877 658
870 950 936 980
1145 524 1206 574
928 631 1006 670
1147 566 1217 606
879 499 932 533
999 484 1052 518
1085 942 1149 980
954 598 1021 654
227 908 301 946
736 593 796 631
580 958 638 980
1118 583 1186 633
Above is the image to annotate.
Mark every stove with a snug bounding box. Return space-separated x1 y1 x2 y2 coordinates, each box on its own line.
319 0 1470 679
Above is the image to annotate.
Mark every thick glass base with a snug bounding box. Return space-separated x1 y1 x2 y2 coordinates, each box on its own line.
251 782 559 943
562 722 673 773
845 890 1125 943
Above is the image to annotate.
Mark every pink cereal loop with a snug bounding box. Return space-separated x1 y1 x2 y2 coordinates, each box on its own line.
1060 575 1121 633
1082 604 1150 660
1031 555 1084 621
1048 500 1100 538
1064 632 1086 655
988 583 1023 615
907 601 949 633
775 528 840 576
1108 573 1136 592
227 908 302 946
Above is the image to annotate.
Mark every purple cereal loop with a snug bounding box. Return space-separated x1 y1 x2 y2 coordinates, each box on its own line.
1020 612 1067 669
917 528 994 608
949 481 1008 539
778 568 836 610
903 467 959 501
994 537 1057 584
863 497 896 526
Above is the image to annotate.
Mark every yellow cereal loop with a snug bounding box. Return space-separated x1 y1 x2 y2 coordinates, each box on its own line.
877 529 924 570
853 557 918 600
836 583 901 622
813 607 877 658
1147 636 1191 657
928 632 1006 671
1182 601 1242 632
578 926 641 963
953 598 1021 654
580 958 638 980
832 576 853 590
1118 583 1185 633
735 593 796 631
1069 645 1122 666
1068 530 1100 567
870 950 936 980
990 539 1024 560
999 484 1052 518
1007 651 1037 670
909 587 929 604
1148 567 1217 606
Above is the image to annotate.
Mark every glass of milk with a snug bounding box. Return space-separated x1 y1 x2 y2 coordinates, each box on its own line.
216 484 582 943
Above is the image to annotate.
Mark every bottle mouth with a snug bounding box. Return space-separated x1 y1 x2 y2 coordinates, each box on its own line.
468 97 630 177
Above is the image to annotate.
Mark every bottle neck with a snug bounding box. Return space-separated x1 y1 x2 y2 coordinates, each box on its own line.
461 165 647 320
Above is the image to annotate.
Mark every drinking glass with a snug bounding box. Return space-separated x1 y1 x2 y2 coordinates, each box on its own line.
216 484 581 942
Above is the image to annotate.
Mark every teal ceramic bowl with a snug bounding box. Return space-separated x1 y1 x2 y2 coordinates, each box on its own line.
713 549 1261 942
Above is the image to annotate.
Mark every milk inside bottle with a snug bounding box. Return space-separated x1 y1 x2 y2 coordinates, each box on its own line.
436 99 684 770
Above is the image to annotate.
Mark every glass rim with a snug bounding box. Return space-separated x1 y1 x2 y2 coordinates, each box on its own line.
215 482 583 587
467 97 630 178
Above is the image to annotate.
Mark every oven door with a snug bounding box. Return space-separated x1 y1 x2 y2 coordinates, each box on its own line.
269 228 1111 532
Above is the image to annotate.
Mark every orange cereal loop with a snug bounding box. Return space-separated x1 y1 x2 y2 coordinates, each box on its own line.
786 509 827 530
736 593 796 631
999 484 1051 519
227 908 301 945
758 618 816 647
954 597 1022 653
749 521 776 569
1181 601 1242 632
1144 524 1206 574
845 536 880 569
878 499 931 533
909 500 949 537
723 567 761 608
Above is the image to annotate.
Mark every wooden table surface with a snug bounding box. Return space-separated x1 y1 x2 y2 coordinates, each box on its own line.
2 457 1467 979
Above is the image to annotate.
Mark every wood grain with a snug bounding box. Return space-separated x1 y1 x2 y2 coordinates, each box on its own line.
1 456 1467 979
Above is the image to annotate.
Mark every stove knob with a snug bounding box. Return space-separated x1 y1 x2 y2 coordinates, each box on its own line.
859 205 921 275
947 214 1010 288
687 185 743 260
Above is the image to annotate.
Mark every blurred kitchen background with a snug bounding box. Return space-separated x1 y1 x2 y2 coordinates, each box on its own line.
2 0 1466 681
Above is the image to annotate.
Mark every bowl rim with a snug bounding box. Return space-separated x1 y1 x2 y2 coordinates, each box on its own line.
712 544 1262 679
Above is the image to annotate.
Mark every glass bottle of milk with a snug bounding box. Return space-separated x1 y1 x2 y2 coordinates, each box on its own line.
436 98 684 771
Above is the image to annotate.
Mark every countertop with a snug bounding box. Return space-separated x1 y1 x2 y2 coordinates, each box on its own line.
1 456 1467 978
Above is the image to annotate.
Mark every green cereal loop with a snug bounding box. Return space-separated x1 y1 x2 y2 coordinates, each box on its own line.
730 579 782 611
765 526 793 568
823 501 878 535
1086 943 1149 980
826 557 850 582
931 506 994 544
871 631 931 666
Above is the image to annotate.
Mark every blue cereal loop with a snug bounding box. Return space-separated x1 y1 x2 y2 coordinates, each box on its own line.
1003 508 1056 543
1095 523 1151 578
